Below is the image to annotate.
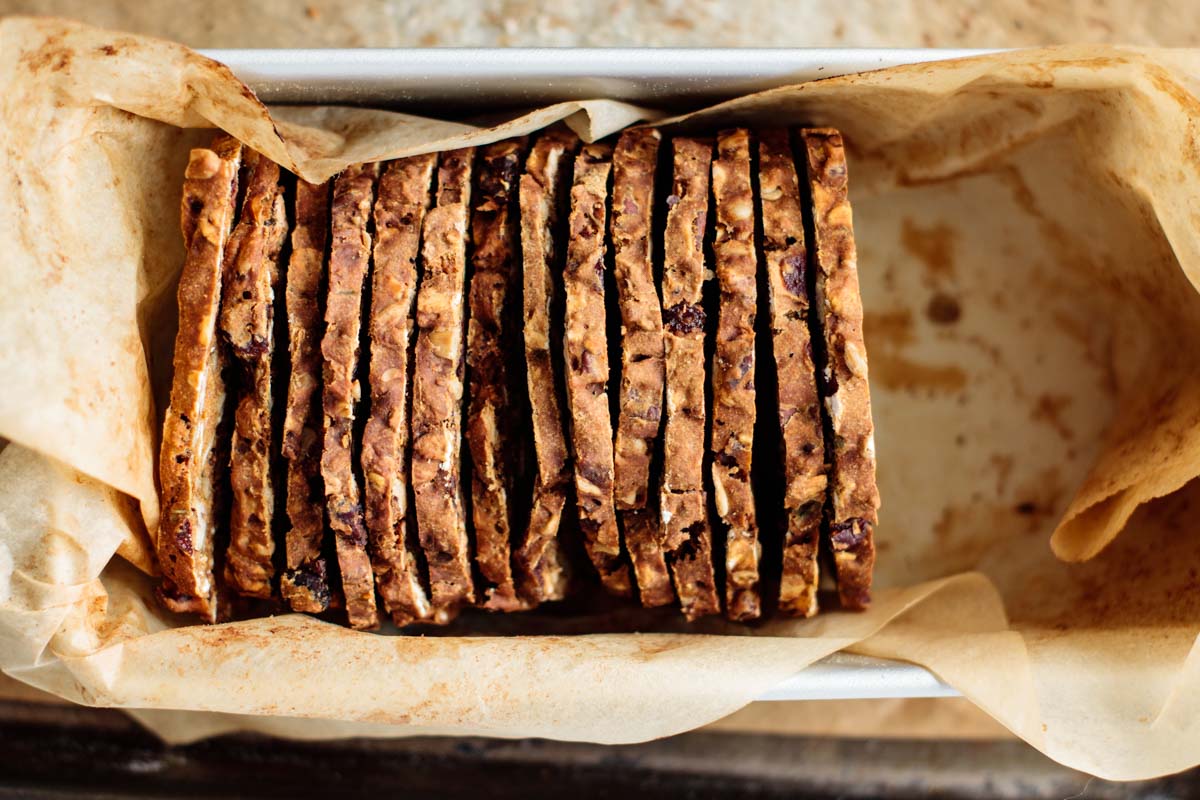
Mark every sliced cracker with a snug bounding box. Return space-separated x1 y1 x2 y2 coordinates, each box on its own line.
361 154 437 626
660 136 719 620
156 134 243 622
801 128 879 610
466 138 529 612
758 129 828 618
611 128 666 510
412 148 476 620
562 143 632 598
321 162 381 630
513 125 579 604
219 151 286 599
711 129 762 622
610 129 673 608
661 489 720 619
280 178 332 614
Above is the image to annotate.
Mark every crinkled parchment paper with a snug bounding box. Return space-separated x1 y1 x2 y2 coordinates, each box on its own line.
4 16 1200 781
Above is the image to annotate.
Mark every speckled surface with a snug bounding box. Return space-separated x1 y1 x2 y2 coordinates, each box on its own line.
2 0 1198 48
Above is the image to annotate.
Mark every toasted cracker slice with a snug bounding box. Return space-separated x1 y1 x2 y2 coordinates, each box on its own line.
361 154 437 626
280 178 333 614
611 128 666 510
156 134 243 622
322 162 381 630
412 148 476 620
801 128 880 610
609 129 673 608
711 129 762 622
759 129 829 618
466 138 529 612
661 489 720 619
563 143 632 598
218 151 286 599
622 508 673 608
660 137 719 620
513 125 579 604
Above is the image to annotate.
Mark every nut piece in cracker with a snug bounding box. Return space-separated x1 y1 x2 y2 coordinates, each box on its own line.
219 150 287 600
321 162 381 630
361 154 437 626
412 148 477 620
610 128 673 608
280 178 332 614
711 129 762 622
801 128 880 610
758 129 828 618
563 143 632 598
156 134 243 622
513 125 579 604
467 138 530 612
660 136 719 620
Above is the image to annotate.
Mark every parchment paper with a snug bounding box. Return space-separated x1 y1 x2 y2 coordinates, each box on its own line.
3 16 1200 781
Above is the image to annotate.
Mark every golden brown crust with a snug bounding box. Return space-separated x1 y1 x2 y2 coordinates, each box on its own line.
466 138 529 612
658 137 718 618
156 134 243 623
711 129 761 622
513 125 579 604
219 151 286 599
412 148 476 620
611 128 665 511
802 128 879 611
361 154 437 626
280 178 332 614
662 490 720 620
321 162 381 630
759 129 828 618
563 143 632 598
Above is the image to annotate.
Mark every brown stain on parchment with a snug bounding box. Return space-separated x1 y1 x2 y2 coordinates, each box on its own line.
1032 393 1075 441
989 454 1014 496
901 218 958 282
863 307 966 393
870 352 967 394
863 309 915 349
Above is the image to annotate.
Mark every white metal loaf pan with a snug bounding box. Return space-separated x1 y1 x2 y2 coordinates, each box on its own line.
204 47 977 703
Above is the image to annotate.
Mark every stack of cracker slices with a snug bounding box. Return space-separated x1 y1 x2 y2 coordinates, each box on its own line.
155 125 878 628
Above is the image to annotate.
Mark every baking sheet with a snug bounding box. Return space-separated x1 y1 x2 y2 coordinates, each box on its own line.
199 47 998 108
5 17 1200 780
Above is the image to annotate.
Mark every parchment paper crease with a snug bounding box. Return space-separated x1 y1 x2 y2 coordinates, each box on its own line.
3 16 1200 780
